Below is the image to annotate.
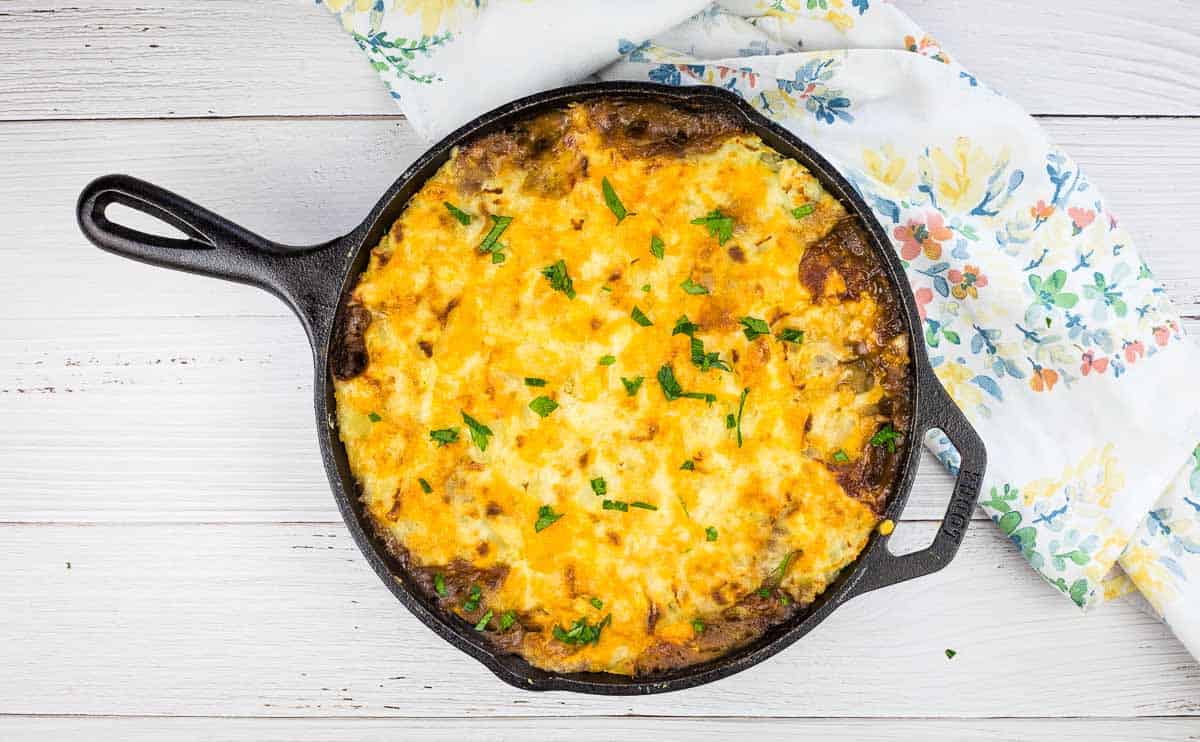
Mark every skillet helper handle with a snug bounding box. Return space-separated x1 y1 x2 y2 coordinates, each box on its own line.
77 174 342 336
843 379 987 599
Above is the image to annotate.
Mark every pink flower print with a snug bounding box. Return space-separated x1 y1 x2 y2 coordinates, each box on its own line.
948 264 988 300
1153 326 1171 347
1124 340 1146 363
1080 350 1108 376
904 34 951 63
914 287 933 320
895 212 953 261
1068 207 1096 235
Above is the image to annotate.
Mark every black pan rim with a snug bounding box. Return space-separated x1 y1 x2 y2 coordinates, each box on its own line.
76 80 986 696
312 82 963 693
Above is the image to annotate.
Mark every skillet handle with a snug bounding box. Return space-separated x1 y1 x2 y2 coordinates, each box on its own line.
841 377 986 599
76 174 344 339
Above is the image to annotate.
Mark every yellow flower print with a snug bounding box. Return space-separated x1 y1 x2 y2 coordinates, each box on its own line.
919 138 1011 215
825 9 853 32
756 0 856 31
1022 443 1125 510
400 0 469 36
934 360 984 414
862 144 916 195
325 0 378 30
1121 543 1179 613
1102 571 1137 602
1086 529 1132 585
325 0 375 12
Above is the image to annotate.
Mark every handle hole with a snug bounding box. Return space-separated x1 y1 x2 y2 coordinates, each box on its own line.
885 520 936 557
105 202 193 241
883 428 966 556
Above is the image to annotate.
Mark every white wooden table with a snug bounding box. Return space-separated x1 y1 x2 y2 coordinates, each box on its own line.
3 2 1200 739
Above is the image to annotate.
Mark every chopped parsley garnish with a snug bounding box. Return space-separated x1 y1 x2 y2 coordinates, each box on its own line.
672 315 728 372
418 478 433 494
590 477 607 496
368 411 382 423
945 648 957 659
552 614 611 646
776 328 804 344
444 201 473 225
621 376 644 396
499 610 516 630
734 387 750 447
461 411 494 452
769 550 799 587
631 501 658 511
590 597 604 610
691 618 706 634
434 573 448 597
656 364 715 404
680 277 710 295
791 203 816 219
491 249 507 265
680 459 696 471
534 504 564 532
429 427 460 447
650 235 665 260
631 305 653 327
689 336 730 373
540 259 577 299
601 177 630 223
598 354 617 366
641 284 651 293
477 215 512 256
672 315 700 336
870 423 902 453
690 209 735 245
705 526 718 542
832 449 850 464
739 316 770 340
463 584 482 612
528 396 559 417
524 377 547 387
474 609 493 631
602 499 629 512
725 414 736 429
601 285 613 293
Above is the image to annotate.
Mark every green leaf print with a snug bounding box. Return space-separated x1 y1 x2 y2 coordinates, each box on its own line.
1011 526 1036 550
352 31 452 85
1045 576 1090 608
1054 549 1090 566
981 484 1017 514
1029 269 1078 309
1068 579 1089 607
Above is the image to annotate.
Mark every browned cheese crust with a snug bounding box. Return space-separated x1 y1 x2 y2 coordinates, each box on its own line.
332 99 913 675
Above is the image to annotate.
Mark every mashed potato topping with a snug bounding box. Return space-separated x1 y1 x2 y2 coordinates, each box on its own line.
332 99 911 675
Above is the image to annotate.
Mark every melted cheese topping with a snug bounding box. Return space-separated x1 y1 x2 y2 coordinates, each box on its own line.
334 104 909 675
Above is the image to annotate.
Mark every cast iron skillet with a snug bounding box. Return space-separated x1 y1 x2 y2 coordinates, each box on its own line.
77 81 986 694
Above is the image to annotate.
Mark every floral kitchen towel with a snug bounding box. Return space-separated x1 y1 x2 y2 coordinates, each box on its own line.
319 0 1200 659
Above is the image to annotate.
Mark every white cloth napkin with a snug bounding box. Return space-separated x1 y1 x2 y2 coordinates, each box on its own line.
319 0 1200 660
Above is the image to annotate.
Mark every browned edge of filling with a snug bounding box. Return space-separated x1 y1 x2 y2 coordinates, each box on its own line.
335 99 915 675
